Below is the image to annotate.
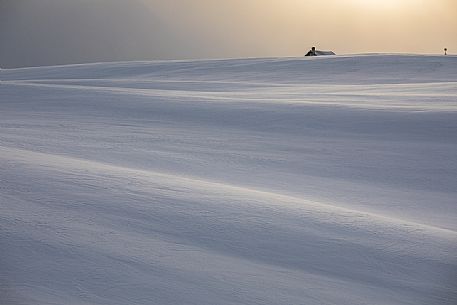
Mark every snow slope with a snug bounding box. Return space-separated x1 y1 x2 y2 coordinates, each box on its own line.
1 55 456 305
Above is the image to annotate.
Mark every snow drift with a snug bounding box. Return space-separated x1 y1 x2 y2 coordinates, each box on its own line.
1 55 456 305
311 50 336 56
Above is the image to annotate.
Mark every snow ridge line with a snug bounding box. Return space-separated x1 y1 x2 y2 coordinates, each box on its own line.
1 80 261 103
1 145 455 237
3 80 457 112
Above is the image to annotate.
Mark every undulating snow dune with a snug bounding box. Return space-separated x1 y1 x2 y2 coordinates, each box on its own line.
1 55 456 305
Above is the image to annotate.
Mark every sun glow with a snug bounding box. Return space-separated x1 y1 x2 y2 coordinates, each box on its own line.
350 0 419 10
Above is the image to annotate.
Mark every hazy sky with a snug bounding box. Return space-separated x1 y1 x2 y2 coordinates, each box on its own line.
1 0 456 67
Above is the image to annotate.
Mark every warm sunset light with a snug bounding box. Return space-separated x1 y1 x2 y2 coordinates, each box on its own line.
1 0 456 67
350 0 412 9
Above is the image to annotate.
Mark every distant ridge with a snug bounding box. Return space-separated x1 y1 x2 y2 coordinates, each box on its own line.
3 54 457 85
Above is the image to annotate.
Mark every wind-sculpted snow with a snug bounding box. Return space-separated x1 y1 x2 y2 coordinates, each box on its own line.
1 55 456 305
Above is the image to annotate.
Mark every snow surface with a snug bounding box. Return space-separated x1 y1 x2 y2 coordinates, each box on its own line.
314 50 336 56
1 54 456 305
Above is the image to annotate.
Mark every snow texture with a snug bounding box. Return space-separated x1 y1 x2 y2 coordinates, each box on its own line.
1 54 457 305
315 50 336 55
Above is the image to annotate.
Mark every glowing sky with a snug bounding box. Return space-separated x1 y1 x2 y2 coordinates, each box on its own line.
1 0 456 67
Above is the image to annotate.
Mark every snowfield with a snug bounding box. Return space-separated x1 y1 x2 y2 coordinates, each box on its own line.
1 55 456 305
